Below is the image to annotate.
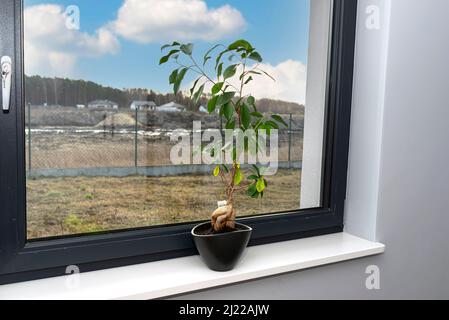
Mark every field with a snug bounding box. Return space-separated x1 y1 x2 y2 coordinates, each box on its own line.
27 169 302 239
25 107 305 239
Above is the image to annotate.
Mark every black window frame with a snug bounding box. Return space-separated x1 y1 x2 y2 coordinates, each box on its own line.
0 0 358 284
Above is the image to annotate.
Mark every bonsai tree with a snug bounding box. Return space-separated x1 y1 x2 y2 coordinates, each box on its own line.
160 39 288 233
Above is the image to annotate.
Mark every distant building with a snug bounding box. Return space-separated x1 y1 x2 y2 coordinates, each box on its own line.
157 102 186 113
130 101 156 111
88 100 118 110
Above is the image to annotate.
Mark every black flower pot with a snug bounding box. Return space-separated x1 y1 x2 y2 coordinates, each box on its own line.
192 222 252 272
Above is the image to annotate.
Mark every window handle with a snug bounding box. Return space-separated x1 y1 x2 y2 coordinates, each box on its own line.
1 56 12 111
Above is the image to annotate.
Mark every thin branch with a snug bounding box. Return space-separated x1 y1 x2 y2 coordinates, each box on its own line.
174 61 203 76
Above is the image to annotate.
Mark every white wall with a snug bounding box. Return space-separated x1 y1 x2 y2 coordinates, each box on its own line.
177 0 449 299
344 0 391 241
300 0 332 209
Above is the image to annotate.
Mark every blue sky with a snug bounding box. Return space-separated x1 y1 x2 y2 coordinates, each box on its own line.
24 0 310 102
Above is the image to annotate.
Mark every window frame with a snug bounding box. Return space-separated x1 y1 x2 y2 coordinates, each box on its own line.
0 0 358 284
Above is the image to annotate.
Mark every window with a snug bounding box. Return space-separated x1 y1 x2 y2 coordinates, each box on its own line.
0 0 357 284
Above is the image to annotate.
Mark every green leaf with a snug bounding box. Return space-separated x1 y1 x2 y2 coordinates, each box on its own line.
251 111 263 118
159 49 180 65
251 165 260 176
161 41 180 51
203 44 221 66
207 96 218 113
256 178 266 193
247 184 257 197
221 164 230 174
259 123 271 135
212 82 224 95
222 102 234 121
213 165 220 177
271 115 288 127
248 51 263 62
180 43 193 55
193 84 205 104
228 39 253 51
215 50 230 70
234 168 243 186
244 76 253 85
169 69 179 84
190 78 200 96
247 175 259 181
174 68 188 94
226 120 236 130
217 63 224 78
247 95 255 106
265 120 279 129
159 56 169 65
241 103 251 129
223 64 238 80
217 91 236 106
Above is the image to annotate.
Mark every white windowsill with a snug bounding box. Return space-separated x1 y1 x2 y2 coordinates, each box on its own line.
0 232 384 300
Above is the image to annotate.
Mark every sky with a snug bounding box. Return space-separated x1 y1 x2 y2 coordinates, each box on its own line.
24 0 310 104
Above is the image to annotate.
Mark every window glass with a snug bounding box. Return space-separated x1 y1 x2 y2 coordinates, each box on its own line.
24 0 331 239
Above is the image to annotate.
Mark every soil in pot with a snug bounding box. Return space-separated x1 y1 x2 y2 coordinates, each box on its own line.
193 222 247 236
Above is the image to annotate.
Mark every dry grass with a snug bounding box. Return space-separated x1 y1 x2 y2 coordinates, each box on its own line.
27 169 302 239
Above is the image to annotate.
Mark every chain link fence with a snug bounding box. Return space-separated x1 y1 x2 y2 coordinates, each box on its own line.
25 106 304 176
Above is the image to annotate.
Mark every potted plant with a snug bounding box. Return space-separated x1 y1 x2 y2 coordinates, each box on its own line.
160 39 288 271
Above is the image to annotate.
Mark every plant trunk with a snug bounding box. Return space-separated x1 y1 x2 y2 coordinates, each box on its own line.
211 197 236 232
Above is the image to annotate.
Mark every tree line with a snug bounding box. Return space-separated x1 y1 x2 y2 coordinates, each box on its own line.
25 75 304 114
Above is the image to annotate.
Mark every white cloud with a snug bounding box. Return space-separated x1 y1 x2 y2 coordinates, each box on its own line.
24 4 120 77
191 60 307 104
110 0 246 43
241 60 307 104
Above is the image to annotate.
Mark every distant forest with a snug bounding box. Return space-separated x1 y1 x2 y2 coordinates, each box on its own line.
25 75 304 114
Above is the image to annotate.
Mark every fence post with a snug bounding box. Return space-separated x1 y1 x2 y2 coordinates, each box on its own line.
28 102 32 175
288 113 292 169
134 108 138 169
